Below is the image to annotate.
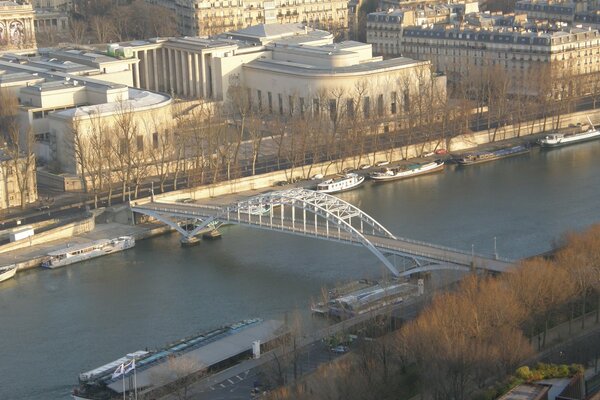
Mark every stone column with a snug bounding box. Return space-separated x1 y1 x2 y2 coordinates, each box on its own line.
162 48 168 93
168 48 175 94
180 51 188 97
153 49 159 91
175 49 182 96
143 49 150 90
194 53 201 98
187 52 193 98
200 53 207 98
133 59 141 87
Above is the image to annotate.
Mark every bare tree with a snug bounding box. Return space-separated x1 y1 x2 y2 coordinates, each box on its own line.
0 89 36 209
151 355 205 400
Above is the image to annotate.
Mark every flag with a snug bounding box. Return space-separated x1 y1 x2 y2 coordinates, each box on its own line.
111 363 124 380
123 359 136 375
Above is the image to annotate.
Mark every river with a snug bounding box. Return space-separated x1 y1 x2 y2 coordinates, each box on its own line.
1 142 600 399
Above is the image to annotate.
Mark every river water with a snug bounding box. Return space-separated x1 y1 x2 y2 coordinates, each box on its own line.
2 143 600 399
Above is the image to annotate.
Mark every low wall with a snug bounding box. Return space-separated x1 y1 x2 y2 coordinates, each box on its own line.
144 109 600 204
0 215 95 255
0 218 59 242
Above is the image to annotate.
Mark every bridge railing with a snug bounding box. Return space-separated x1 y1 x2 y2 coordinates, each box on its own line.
379 234 514 264
133 202 514 267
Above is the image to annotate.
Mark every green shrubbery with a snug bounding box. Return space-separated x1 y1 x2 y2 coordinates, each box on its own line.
480 363 585 400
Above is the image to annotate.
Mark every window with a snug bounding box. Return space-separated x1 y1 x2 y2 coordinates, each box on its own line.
268 92 273 113
377 94 384 117
363 96 370 118
278 93 283 115
390 91 397 114
257 90 263 112
288 95 294 116
119 138 128 155
32 111 43 119
329 99 337 121
313 98 320 115
403 89 410 112
136 135 144 152
247 88 252 108
152 132 159 149
299 97 305 117
346 98 354 118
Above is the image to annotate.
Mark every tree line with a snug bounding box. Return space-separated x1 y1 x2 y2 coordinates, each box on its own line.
263 223 600 400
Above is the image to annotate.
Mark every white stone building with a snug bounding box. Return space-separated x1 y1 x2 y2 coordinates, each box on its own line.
119 22 445 118
0 50 172 181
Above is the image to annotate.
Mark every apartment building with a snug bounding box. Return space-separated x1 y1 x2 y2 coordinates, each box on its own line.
145 0 349 37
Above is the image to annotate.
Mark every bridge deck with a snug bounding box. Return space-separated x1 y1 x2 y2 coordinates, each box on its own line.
132 201 514 274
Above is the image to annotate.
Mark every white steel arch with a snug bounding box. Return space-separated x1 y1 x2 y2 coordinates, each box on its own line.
218 188 401 276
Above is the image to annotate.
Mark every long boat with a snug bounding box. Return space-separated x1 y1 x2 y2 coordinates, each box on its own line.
369 159 445 182
312 281 418 319
42 236 135 269
454 144 530 166
539 119 600 148
316 173 365 194
0 264 17 283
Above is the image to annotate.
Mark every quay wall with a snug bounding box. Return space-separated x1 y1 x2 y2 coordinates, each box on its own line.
0 216 95 257
149 109 600 204
0 218 60 242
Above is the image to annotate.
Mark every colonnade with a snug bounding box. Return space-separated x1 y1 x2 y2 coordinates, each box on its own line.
132 47 211 99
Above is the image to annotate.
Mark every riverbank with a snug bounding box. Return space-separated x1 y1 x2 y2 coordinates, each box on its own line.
0 220 171 272
153 109 598 204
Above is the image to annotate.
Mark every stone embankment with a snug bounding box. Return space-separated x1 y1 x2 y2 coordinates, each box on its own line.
154 109 600 204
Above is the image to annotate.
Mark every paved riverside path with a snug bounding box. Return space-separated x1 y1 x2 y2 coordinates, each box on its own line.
132 200 515 275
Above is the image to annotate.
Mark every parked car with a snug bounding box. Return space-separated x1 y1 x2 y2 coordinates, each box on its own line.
177 198 194 203
311 173 324 180
375 160 390 167
359 164 371 170
36 205 50 211
342 167 354 173
331 345 349 354
435 149 448 155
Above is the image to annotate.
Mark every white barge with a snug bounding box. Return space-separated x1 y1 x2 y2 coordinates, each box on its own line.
316 173 365 194
369 159 445 182
539 119 600 148
42 236 135 269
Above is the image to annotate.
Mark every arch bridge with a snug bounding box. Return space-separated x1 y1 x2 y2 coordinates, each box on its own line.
131 188 514 277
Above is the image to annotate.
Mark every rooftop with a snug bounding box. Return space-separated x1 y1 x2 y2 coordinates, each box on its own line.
245 56 427 77
50 88 170 119
497 383 550 400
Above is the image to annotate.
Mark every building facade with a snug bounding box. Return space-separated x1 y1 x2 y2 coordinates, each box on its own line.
0 149 37 209
0 51 172 178
119 23 445 121
144 0 348 36
0 1 36 51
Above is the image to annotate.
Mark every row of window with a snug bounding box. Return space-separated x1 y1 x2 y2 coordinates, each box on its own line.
250 89 410 118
